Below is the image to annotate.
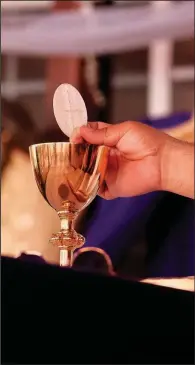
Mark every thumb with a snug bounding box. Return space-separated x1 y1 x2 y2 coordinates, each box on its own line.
80 122 133 148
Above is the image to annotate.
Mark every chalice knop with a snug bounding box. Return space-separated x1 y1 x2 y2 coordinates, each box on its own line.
29 142 108 267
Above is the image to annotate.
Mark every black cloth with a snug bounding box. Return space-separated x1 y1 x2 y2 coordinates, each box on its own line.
18 253 46 265
2 257 194 364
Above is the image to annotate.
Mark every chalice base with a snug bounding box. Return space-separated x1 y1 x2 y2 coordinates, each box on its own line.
50 230 85 267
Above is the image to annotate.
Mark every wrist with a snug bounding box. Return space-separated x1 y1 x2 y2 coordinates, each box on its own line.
160 135 194 198
160 135 176 192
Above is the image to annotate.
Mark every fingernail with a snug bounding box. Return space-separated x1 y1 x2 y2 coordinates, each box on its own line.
74 126 80 134
70 127 80 142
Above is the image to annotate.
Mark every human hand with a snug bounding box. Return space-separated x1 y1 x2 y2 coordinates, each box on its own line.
71 121 169 199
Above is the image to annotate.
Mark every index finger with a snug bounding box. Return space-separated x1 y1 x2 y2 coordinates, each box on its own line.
87 121 109 130
79 121 132 147
70 121 110 143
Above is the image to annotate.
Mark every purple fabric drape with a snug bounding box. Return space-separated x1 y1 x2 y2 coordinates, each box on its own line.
146 197 194 277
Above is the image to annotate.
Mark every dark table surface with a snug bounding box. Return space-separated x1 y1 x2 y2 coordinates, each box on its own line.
2 256 194 364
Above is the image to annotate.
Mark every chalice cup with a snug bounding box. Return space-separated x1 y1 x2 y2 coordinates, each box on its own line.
29 142 108 267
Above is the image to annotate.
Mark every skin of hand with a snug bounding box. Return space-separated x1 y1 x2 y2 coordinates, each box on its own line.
71 121 194 200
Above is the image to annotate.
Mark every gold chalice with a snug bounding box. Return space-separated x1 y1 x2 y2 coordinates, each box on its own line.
29 142 108 267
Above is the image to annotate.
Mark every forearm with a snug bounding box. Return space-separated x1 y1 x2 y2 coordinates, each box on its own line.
161 136 194 199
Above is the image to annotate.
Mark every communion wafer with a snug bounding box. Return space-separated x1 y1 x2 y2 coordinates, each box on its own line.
53 84 88 138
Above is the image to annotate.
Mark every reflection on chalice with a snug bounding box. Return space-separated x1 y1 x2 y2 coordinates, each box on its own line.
29 142 108 267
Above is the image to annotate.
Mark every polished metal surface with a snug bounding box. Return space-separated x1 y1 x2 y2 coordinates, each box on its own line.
73 247 114 275
29 142 108 267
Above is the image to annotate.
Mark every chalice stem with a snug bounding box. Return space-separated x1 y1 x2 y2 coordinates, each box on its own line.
49 207 85 267
60 249 73 267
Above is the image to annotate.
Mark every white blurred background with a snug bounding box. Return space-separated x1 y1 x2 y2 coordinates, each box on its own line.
1 0 194 127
